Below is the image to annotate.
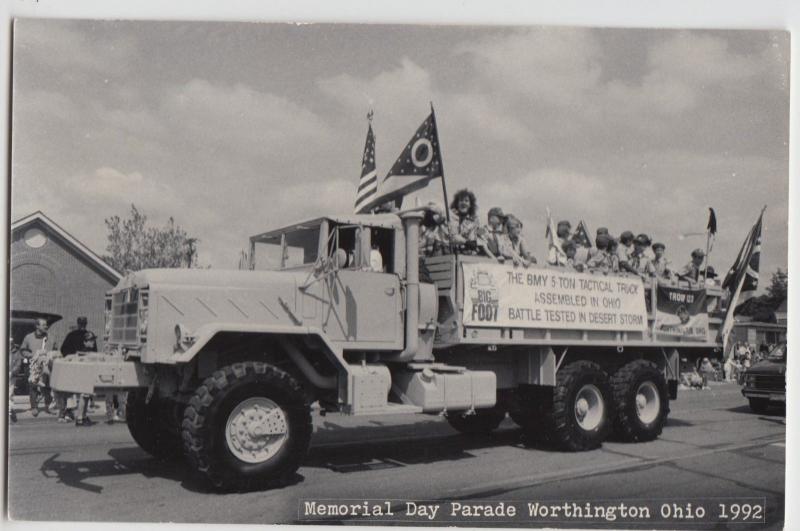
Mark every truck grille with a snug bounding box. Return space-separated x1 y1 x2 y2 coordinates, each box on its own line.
111 288 139 343
748 374 785 392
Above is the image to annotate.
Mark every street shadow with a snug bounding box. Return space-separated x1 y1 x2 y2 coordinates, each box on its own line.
39 450 188 494
39 447 305 494
725 404 786 417
664 417 695 427
306 426 524 472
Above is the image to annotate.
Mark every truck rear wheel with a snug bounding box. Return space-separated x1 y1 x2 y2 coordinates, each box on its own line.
181 361 312 491
545 361 612 451
446 405 505 435
126 389 183 460
611 360 669 442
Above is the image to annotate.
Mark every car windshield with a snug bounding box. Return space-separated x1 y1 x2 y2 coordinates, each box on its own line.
767 344 786 362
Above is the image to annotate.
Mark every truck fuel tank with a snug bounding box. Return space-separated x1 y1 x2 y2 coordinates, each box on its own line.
392 364 496 413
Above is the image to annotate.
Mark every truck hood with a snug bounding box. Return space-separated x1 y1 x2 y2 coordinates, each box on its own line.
115 268 309 291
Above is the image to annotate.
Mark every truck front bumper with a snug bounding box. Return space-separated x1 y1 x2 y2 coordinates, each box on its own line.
50 354 152 394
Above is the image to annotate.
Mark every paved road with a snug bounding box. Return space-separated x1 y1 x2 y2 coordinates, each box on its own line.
7 383 785 528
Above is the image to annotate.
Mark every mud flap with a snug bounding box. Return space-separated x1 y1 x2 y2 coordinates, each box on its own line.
50 354 151 394
668 379 678 400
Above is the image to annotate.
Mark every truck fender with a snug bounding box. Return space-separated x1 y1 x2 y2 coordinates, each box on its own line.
171 322 346 391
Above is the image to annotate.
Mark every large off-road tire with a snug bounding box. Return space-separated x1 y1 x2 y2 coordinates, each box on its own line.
446 405 506 435
182 361 312 491
611 360 670 442
544 361 612 451
748 397 771 414
126 389 183 460
507 386 549 439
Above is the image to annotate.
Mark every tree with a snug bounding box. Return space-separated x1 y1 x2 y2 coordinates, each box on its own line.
103 204 200 273
734 268 787 323
766 269 788 306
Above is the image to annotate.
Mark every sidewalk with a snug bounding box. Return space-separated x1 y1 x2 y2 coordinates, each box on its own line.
10 394 120 423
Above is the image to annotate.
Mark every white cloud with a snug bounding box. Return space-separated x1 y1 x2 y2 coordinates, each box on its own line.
457 28 603 108
58 167 184 221
15 19 136 76
161 79 333 162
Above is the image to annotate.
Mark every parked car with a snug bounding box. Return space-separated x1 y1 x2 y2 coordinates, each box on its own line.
741 343 786 413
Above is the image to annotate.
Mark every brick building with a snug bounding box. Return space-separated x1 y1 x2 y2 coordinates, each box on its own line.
10 211 121 350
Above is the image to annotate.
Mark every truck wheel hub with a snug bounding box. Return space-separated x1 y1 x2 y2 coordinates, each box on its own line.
225 397 288 463
635 381 660 425
574 384 604 431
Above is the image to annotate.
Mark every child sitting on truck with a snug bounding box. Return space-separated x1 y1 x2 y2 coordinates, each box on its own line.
500 214 536 267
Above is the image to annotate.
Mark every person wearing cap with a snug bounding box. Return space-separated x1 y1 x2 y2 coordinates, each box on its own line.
547 220 572 265
586 233 614 273
607 238 621 273
677 248 705 282
70 331 99 426
479 207 507 257
616 231 637 274
500 214 536 267
420 202 452 257
629 234 656 278
562 240 585 272
651 242 672 279
587 228 609 259
60 316 93 356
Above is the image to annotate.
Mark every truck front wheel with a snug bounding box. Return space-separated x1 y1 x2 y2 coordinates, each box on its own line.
126 389 183 460
611 360 670 442
446 405 506 435
182 361 312 491
545 361 612 451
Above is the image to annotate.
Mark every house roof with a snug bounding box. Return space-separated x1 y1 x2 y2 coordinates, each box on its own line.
11 211 122 282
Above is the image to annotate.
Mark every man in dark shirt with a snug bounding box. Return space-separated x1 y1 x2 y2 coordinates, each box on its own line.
61 316 91 356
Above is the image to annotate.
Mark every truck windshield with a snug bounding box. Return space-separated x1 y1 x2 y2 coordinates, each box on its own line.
251 224 321 270
767 344 786 362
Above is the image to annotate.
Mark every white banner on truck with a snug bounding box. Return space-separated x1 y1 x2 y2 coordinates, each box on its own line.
462 263 648 331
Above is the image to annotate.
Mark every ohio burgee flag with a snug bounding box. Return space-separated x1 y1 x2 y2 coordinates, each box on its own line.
359 111 443 212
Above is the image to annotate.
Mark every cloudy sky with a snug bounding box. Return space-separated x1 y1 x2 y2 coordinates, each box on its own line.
11 20 789 282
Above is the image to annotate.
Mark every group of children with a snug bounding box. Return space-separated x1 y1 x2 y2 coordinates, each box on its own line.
419 188 712 283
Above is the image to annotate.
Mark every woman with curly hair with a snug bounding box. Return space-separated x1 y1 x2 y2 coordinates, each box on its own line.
449 188 480 251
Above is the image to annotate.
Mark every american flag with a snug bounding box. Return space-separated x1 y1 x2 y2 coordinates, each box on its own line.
354 118 378 214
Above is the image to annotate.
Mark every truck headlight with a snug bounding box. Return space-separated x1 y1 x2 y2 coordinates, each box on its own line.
174 323 195 352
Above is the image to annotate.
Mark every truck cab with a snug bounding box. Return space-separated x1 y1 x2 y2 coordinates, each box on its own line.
741 343 786 413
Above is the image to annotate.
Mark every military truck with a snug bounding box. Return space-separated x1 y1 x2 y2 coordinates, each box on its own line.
51 208 724 490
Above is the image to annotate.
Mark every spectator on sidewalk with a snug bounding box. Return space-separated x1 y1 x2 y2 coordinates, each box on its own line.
75 332 99 427
20 318 51 416
9 338 20 423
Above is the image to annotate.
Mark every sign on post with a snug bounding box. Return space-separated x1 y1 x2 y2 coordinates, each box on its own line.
462 263 648 332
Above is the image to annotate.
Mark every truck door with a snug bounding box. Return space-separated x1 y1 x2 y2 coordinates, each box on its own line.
321 226 402 348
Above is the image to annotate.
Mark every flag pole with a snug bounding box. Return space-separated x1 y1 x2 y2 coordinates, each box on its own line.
430 102 450 224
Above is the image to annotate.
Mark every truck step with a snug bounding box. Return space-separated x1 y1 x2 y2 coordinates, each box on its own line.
348 402 423 416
